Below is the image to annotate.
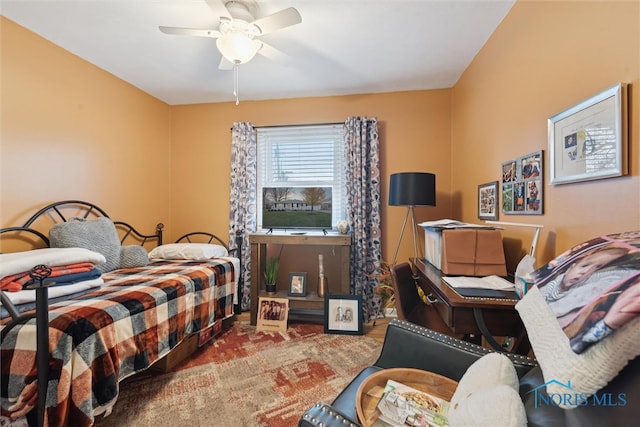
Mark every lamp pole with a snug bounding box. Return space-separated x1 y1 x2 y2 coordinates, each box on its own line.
392 205 421 265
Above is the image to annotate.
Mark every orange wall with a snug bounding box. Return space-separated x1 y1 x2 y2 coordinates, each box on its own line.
2 0 639 268
170 91 453 261
1 17 172 238
452 0 639 270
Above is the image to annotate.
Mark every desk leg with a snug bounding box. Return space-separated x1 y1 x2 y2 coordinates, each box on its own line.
472 308 506 352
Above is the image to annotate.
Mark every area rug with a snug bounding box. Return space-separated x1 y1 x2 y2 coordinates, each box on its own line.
94 321 382 426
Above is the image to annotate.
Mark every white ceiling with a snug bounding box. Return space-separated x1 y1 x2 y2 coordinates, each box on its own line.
1 0 515 105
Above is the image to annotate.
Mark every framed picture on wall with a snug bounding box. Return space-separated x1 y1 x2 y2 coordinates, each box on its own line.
478 181 499 220
501 150 543 215
549 83 628 184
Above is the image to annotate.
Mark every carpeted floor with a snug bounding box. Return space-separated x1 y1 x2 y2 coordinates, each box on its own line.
94 320 382 426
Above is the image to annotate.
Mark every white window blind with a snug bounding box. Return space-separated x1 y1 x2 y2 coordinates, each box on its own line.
257 124 345 230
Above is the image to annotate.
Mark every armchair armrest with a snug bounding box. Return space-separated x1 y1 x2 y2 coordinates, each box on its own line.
375 319 537 381
298 402 361 427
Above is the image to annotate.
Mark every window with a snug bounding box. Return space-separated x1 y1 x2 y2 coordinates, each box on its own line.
257 124 345 230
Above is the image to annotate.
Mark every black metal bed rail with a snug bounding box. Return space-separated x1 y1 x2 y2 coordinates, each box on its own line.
22 200 110 228
114 221 164 246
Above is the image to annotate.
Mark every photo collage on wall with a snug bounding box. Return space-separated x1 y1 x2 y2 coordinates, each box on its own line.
501 150 543 215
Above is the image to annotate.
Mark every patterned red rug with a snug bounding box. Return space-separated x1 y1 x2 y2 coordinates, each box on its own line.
94 321 381 426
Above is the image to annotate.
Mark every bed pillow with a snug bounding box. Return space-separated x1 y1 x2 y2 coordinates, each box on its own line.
49 217 121 273
148 243 228 260
448 353 525 427
119 245 149 268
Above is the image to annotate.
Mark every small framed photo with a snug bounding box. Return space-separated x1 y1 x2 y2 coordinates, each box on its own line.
478 181 498 220
501 160 517 183
256 297 289 333
288 272 307 296
549 83 628 184
324 294 363 335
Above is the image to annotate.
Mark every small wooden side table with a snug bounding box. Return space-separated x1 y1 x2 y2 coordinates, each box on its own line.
249 232 351 325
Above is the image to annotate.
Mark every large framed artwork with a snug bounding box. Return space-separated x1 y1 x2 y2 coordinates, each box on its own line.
501 150 543 215
548 83 628 184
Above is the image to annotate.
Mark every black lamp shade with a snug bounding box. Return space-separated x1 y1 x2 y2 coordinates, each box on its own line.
389 172 436 206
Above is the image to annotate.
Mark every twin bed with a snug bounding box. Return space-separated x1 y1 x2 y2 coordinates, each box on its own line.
0 201 240 426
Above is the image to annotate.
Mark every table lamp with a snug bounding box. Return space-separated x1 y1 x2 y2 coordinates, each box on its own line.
389 172 436 264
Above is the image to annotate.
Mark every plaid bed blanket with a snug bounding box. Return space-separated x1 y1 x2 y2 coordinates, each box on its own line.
0 259 236 426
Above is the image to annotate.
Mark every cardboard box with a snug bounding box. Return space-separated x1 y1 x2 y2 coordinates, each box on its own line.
423 227 507 277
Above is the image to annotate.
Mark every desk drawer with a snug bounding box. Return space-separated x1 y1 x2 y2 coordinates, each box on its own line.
418 275 489 334
417 276 454 328
431 293 454 328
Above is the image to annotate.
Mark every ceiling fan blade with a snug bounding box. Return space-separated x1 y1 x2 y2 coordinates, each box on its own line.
252 7 301 35
205 0 232 20
257 41 289 63
218 56 234 70
159 26 221 38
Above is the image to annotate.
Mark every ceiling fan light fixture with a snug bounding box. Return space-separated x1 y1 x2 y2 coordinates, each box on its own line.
216 31 261 64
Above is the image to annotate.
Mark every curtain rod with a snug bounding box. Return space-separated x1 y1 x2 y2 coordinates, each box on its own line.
230 122 343 131
256 122 343 129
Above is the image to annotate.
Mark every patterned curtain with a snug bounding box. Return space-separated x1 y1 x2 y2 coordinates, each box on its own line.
228 122 257 311
344 117 382 321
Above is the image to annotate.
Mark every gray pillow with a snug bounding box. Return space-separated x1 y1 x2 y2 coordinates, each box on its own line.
49 217 121 273
119 245 149 268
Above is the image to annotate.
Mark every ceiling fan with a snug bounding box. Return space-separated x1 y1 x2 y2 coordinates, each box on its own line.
159 0 302 70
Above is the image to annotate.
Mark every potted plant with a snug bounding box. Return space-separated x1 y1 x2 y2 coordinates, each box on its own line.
264 256 280 294
371 261 396 317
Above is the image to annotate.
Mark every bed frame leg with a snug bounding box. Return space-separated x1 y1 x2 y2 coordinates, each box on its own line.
28 265 52 427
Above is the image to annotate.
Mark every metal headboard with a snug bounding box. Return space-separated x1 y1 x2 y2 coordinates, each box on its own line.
10 199 164 247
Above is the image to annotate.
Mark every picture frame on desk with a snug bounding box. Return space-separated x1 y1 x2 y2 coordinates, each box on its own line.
288 272 307 296
548 83 627 185
324 294 363 335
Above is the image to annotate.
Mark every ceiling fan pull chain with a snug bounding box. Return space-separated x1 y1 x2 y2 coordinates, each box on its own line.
233 62 240 105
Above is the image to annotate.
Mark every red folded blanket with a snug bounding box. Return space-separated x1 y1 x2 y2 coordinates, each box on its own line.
0 262 97 292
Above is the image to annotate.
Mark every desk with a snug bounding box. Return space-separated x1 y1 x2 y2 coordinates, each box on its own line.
410 257 529 355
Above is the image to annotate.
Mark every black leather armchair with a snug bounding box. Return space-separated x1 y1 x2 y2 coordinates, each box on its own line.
299 319 639 427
